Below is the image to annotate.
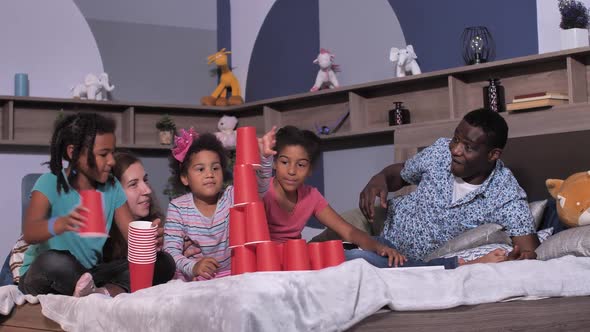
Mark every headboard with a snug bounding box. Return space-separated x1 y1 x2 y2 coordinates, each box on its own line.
501 130 590 201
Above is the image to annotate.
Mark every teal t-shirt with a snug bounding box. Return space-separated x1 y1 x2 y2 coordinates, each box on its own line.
20 171 127 275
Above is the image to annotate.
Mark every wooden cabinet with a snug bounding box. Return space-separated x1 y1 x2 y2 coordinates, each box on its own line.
2 47 590 154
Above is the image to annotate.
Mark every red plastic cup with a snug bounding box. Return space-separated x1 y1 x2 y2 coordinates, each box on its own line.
275 242 284 270
129 261 155 292
233 164 259 206
307 242 323 270
236 126 261 166
229 206 246 248
255 241 281 271
245 201 270 244
283 239 310 271
78 190 107 237
231 245 256 275
321 240 345 268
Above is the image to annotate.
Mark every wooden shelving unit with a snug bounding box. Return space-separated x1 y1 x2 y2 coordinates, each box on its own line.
2 47 590 154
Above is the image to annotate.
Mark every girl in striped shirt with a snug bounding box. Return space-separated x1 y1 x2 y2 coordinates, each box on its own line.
164 128 276 281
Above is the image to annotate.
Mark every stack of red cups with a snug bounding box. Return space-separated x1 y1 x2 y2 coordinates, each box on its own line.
127 221 157 292
229 126 278 275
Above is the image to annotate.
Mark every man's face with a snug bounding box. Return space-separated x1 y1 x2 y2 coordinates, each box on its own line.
448 120 499 184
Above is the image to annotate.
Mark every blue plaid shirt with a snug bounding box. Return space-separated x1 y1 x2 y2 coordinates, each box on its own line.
382 138 535 260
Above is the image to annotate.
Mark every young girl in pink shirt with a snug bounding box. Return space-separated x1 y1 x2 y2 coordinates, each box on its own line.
259 126 406 267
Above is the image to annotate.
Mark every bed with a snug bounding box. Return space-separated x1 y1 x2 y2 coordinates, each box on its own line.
2 129 590 332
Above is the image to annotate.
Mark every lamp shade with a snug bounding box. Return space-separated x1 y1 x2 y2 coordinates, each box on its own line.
461 26 495 65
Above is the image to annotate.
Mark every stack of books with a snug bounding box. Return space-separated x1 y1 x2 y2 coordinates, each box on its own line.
506 92 568 112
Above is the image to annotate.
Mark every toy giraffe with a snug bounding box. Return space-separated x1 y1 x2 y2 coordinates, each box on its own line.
201 48 244 106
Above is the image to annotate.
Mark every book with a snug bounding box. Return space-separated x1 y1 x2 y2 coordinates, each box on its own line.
506 98 567 112
512 92 568 103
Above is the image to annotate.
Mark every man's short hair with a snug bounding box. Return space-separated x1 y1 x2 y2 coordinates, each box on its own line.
463 108 508 149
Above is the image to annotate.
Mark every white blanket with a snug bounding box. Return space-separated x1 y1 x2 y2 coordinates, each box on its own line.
6 256 590 332
0 285 38 315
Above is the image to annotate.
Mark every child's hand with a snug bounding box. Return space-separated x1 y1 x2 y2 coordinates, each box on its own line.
183 236 202 258
375 243 407 267
192 257 220 279
54 205 88 235
258 126 277 158
151 218 164 250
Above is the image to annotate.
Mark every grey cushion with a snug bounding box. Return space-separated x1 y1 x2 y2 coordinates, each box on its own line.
536 226 590 260
424 223 511 261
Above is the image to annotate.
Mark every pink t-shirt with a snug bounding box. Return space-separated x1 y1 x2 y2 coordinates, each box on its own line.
263 177 329 242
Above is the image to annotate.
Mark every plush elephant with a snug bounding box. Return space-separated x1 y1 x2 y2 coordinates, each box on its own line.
389 45 421 78
71 73 115 100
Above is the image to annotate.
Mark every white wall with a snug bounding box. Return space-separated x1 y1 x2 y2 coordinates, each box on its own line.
230 0 277 98
319 0 405 86
323 144 395 214
0 0 103 98
537 0 590 53
74 0 217 30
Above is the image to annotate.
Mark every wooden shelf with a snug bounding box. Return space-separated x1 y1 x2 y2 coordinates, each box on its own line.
2 47 590 151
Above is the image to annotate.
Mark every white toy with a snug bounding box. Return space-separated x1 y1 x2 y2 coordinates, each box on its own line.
389 45 421 77
310 48 340 92
71 73 115 100
214 115 238 149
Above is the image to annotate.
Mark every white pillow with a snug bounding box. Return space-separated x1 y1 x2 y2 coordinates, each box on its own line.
424 223 511 261
529 199 548 231
536 226 590 260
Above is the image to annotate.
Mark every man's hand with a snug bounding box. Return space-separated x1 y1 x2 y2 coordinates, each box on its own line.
507 245 537 260
359 173 388 221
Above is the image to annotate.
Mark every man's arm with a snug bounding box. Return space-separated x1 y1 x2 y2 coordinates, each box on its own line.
359 163 408 221
510 234 540 260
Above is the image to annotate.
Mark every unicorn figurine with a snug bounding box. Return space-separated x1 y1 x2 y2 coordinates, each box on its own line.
310 48 340 92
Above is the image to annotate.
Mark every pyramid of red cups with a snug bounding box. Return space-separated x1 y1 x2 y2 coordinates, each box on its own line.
229 127 345 275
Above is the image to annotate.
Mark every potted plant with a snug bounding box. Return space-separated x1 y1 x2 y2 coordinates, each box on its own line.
558 0 590 49
155 114 176 145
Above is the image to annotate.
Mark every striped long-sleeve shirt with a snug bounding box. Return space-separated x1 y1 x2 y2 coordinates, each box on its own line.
164 187 234 281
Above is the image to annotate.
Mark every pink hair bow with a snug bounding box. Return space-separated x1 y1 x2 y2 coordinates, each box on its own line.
172 127 199 162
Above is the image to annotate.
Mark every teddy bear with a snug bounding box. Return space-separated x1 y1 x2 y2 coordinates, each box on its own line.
214 115 238 149
546 171 590 227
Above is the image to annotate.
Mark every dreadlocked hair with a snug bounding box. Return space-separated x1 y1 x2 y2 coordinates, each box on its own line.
168 133 229 196
48 112 116 194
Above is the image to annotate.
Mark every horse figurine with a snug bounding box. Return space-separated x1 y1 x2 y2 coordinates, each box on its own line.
310 48 340 92
201 48 244 106
389 45 421 78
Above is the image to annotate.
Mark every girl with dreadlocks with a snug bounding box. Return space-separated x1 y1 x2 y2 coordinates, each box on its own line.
19 113 137 297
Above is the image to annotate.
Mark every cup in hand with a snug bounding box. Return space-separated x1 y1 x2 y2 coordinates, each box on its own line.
236 126 261 167
78 190 107 237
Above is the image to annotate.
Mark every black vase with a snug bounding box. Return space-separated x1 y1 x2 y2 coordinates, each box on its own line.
483 78 506 113
388 102 410 126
